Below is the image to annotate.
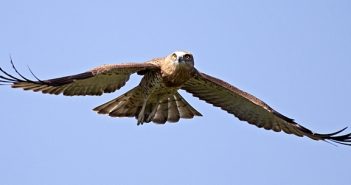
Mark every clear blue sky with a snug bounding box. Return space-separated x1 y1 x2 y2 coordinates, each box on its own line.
1 0 350 185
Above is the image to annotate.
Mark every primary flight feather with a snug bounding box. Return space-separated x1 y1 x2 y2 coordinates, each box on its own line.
1 51 350 145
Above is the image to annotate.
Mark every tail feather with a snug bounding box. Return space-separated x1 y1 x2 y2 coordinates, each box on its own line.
175 93 201 118
151 99 168 123
93 87 202 124
93 87 143 116
167 96 181 122
148 92 202 124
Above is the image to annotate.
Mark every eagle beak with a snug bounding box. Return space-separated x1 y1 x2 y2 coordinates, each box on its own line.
178 56 184 63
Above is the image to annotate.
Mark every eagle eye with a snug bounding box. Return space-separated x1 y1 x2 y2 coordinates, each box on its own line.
184 54 192 60
171 53 177 60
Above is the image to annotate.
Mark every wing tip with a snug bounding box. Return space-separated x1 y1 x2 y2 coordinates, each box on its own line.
0 60 42 85
313 127 351 146
325 129 351 146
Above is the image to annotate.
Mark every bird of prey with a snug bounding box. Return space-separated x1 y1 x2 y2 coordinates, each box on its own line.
1 51 350 145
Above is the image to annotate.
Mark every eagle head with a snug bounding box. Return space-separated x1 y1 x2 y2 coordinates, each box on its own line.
167 51 194 67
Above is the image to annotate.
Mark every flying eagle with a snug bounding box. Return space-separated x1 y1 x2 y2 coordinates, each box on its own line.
1 51 350 145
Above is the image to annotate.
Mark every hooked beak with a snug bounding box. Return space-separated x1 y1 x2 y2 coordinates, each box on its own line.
178 56 185 63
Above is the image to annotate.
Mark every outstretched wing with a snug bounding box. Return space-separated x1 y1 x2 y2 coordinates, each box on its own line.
182 71 351 145
0 60 159 96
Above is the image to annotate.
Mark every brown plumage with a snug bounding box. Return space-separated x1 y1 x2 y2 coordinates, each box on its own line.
1 51 350 145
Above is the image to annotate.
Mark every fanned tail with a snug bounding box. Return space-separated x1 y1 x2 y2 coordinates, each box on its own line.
147 92 202 124
93 88 202 125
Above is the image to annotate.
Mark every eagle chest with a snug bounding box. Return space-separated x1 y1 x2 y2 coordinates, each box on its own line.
162 68 194 87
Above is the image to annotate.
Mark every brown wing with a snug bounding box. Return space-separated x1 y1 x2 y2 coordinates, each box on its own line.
182 71 351 145
0 60 159 96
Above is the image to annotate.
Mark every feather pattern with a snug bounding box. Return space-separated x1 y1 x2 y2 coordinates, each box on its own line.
150 92 202 124
182 72 351 145
0 60 158 96
93 89 201 124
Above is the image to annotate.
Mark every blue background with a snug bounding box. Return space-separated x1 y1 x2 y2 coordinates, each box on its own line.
1 0 350 185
